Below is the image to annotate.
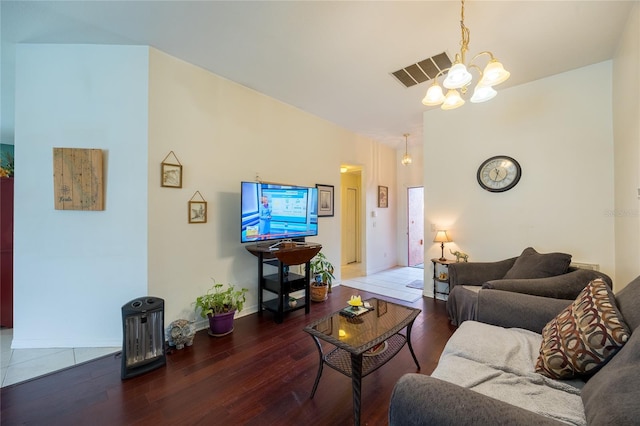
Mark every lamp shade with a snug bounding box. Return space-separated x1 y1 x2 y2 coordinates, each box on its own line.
441 90 465 110
470 84 497 103
433 230 452 243
422 84 445 106
443 63 473 89
480 60 510 86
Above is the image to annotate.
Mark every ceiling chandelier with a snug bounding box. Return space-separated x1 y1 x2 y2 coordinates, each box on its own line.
401 133 412 166
422 0 510 110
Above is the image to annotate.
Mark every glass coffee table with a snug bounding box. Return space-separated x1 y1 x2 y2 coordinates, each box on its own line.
303 298 421 426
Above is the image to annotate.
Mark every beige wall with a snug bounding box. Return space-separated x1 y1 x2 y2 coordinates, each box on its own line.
613 2 640 289
147 49 398 327
422 61 616 296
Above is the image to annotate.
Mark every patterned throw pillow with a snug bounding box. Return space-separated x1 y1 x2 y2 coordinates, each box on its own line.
535 278 631 379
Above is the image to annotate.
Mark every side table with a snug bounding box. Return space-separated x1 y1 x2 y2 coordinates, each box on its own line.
431 258 455 297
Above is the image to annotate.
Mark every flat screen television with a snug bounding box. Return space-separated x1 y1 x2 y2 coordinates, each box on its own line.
241 181 318 244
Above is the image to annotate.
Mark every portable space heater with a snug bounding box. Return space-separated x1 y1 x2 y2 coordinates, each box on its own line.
121 297 166 379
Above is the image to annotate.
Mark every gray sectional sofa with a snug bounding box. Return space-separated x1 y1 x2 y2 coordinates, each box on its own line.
389 275 640 425
446 247 612 326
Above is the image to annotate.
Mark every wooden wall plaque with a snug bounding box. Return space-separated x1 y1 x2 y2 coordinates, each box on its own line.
53 148 104 211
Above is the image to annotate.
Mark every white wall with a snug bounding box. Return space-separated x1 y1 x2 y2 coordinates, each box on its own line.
423 62 616 296
13 44 150 348
612 2 640 289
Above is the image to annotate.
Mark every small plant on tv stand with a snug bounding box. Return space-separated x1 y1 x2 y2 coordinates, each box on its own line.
310 252 335 301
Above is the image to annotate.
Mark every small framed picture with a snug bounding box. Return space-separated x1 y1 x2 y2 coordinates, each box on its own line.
189 201 207 223
378 185 388 208
161 163 182 188
316 184 334 217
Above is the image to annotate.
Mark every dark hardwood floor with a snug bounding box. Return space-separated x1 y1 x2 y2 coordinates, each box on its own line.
0 286 456 425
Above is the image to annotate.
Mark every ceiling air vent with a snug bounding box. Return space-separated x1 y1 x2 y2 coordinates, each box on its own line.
391 52 452 88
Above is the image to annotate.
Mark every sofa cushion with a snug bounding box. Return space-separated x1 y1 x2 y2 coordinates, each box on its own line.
503 247 571 280
535 278 631 379
581 324 640 425
433 321 586 425
615 275 640 331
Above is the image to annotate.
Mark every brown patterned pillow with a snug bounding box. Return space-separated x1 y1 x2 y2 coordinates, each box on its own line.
535 278 631 379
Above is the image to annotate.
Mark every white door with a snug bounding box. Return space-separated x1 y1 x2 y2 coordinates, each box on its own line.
407 187 424 267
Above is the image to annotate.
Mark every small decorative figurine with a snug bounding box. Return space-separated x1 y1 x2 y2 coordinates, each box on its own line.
167 319 196 350
450 249 469 263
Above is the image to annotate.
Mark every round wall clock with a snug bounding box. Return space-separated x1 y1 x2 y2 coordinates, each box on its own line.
477 155 522 192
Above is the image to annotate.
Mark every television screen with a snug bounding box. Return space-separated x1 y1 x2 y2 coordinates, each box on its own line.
241 182 318 243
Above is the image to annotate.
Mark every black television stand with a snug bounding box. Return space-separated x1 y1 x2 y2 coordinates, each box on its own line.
246 242 322 323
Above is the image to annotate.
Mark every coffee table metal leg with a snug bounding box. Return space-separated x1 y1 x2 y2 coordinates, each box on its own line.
406 322 421 370
351 353 363 426
309 336 324 398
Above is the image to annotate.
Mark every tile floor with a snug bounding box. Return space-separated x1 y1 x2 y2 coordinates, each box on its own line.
340 263 426 303
0 265 425 388
1 328 120 388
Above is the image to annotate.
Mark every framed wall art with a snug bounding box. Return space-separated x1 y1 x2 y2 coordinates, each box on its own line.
188 191 207 223
378 185 388 208
316 184 334 217
161 151 182 188
53 148 104 211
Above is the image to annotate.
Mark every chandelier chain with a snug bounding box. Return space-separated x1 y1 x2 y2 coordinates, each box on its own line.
459 0 470 64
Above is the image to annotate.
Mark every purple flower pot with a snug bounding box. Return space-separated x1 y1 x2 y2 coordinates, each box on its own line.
207 310 236 337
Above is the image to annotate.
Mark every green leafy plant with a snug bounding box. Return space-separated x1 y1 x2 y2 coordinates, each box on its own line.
195 280 248 318
310 252 335 291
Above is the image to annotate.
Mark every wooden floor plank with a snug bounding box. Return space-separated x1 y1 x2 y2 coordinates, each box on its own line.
0 286 455 425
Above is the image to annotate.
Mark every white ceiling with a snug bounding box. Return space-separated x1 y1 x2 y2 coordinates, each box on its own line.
2 1 635 149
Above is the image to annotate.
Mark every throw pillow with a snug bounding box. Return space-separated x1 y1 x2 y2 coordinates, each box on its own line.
535 278 631 379
503 247 571 279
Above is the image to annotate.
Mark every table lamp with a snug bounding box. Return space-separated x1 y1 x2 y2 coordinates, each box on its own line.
433 230 452 261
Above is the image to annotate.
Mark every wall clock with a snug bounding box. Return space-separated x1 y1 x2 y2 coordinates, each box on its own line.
477 155 522 192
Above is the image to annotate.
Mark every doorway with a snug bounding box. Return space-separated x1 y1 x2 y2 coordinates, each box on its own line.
407 186 424 267
341 167 363 279
344 188 358 264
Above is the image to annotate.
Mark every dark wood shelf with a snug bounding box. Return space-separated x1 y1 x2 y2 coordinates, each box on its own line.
431 258 454 297
246 242 322 323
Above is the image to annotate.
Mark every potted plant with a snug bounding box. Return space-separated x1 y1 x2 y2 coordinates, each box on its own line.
310 252 335 302
195 280 248 337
